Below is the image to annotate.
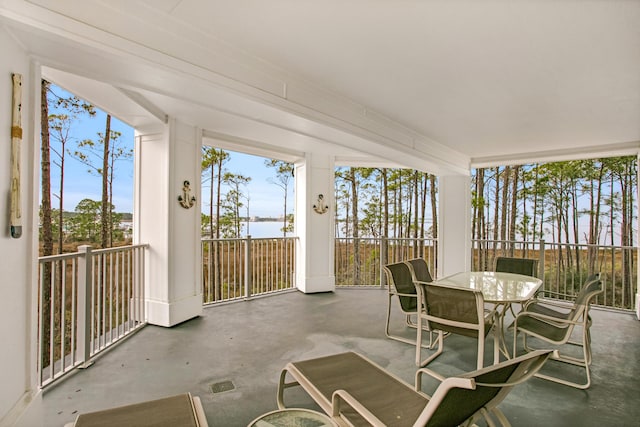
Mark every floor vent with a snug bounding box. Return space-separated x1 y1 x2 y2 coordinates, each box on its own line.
210 380 235 394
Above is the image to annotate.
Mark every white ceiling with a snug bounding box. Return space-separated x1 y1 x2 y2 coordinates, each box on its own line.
2 0 639 173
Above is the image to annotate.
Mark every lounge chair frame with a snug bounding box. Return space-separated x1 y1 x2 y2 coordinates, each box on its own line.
64 392 208 427
277 350 553 427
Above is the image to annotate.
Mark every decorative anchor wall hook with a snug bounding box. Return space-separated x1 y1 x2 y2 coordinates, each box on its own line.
313 194 329 214
178 180 196 209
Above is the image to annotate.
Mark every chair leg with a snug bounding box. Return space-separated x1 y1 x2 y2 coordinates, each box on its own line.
490 407 512 427
477 338 485 370
416 327 443 367
386 295 434 348
277 368 301 409
515 330 593 389
534 351 592 390
492 328 501 366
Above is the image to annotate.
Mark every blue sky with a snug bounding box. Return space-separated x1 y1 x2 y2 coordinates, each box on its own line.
48 85 292 217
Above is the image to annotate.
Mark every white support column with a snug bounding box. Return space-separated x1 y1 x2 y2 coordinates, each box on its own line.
134 119 203 327
294 153 335 293
437 174 472 278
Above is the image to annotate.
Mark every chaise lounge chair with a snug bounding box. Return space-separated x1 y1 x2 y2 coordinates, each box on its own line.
64 392 208 427
277 349 553 427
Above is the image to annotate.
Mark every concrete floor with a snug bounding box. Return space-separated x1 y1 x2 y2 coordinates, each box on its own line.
43 288 640 427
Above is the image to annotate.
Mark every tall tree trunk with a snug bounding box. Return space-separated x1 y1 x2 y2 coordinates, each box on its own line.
40 79 52 367
412 171 419 253
419 173 427 258
209 162 214 238
214 156 223 300
349 168 360 285
393 180 398 239
430 174 438 239
590 163 603 273
382 168 389 266
509 166 519 255
58 145 65 254
474 168 485 268
101 115 111 248
500 166 510 252
532 164 543 241
109 148 115 245
429 174 438 272
41 80 53 257
571 182 580 272
492 167 501 260
619 160 634 306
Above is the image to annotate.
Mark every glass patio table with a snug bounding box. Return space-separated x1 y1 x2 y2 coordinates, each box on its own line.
433 271 543 359
248 408 336 427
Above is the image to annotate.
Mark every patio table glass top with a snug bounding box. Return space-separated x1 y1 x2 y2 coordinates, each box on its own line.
434 271 543 303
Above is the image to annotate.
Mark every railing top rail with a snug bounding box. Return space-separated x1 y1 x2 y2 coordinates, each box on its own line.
472 238 636 251
201 236 298 243
38 243 149 261
92 243 149 255
336 237 437 241
38 252 81 262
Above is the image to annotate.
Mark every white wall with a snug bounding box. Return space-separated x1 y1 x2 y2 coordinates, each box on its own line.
0 26 42 426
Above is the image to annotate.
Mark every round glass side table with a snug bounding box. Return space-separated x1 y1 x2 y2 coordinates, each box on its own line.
248 407 336 427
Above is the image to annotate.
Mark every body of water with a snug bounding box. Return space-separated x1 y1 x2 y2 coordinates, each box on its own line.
242 221 289 238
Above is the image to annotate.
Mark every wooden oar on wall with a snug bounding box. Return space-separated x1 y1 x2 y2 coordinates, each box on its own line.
10 73 22 238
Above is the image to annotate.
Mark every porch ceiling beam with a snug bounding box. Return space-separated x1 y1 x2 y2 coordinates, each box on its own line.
202 130 305 164
116 88 168 124
471 139 640 169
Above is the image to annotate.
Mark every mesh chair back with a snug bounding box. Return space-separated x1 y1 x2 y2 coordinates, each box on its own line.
568 276 603 322
495 256 538 277
574 274 602 308
422 350 553 427
383 262 418 312
405 258 433 283
423 284 486 338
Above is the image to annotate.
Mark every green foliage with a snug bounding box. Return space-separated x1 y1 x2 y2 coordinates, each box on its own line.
65 199 121 243
472 156 637 245
68 199 102 242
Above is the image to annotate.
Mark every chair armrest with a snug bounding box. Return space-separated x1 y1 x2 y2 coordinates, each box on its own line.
524 297 573 311
415 367 446 393
331 390 386 427
483 307 499 326
394 292 418 298
514 310 581 327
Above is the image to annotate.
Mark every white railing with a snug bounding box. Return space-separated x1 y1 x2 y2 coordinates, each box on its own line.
335 237 438 286
37 244 148 387
472 239 637 311
201 236 297 304
198 234 635 312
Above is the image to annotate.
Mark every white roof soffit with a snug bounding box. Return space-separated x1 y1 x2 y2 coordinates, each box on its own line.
0 0 469 176
3 1 638 174
472 140 640 169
